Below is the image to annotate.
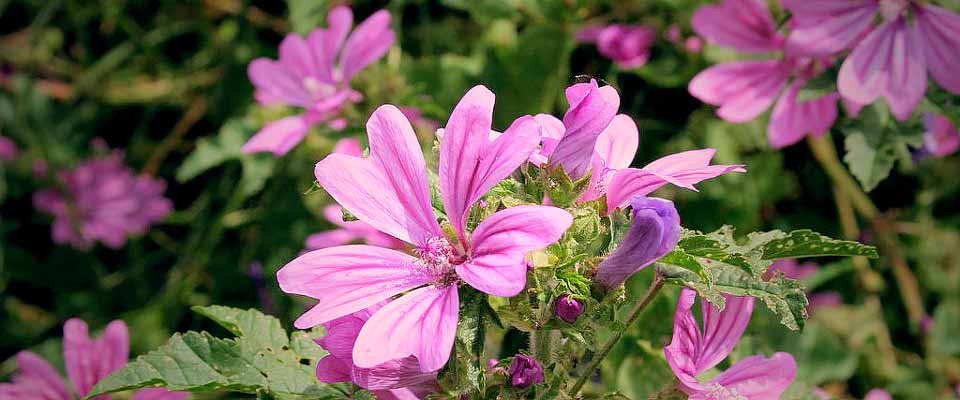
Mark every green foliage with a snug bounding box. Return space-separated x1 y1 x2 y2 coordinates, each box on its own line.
88 306 344 399
176 115 277 199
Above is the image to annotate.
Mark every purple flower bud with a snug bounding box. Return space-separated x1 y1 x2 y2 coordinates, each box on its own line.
595 196 680 288
508 354 544 388
555 294 585 324
0 135 19 162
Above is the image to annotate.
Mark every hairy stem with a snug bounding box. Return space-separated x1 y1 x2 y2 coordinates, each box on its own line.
569 274 665 396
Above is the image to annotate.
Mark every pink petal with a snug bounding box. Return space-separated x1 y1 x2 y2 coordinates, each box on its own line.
534 113 565 158
5 351 72 400
692 0 784 53
323 6 354 66
550 80 621 180
767 81 840 149
242 115 311 155
456 205 573 296
864 389 893 400
316 355 353 383
838 19 926 121
664 289 709 393
914 5 960 94
605 149 745 210
353 285 460 373
64 319 129 398
276 245 435 329
333 137 364 157
710 353 797 400
439 86 541 244
696 294 755 373
278 33 322 84
784 2 879 57
352 357 437 391
247 58 312 108
130 388 190 400
339 10 395 81
924 114 960 157
315 105 442 246
689 60 791 123
594 114 639 170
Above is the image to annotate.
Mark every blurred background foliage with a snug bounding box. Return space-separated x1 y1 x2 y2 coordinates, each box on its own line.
1 0 958 398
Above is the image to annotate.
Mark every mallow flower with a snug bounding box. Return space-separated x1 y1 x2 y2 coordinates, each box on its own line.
33 151 173 250
507 355 544 388
664 288 797 399
243 6 395 155
532 82 743 210
305 139 405 251
865 389 892 400
922 114 959 158
316 303 439 399
0 318 187 400
594 197 680 289
690 0 842 149
0 135 19 162
784 0 960 121
278 86 573 373
575 24 657 69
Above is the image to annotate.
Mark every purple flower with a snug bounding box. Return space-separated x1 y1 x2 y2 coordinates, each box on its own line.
554 294 585 324
576 25 657 69
278 86 572 373
33 152 173 250
785 0 960 121
315 304 439 398
664 289 797 399
865 389 892 400
690 0 842 149
923 114 960 158
243 6 395 155
507 355 544 388
0 318 188 400
595 197 681 288
0 135 19 162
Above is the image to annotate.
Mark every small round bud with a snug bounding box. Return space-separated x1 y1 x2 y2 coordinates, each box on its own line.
508 354 544 388
555 294 585 324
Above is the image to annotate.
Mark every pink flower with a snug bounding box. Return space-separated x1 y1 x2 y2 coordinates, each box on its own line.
278 86 573 373
315 304 439 398
243 6 395 155
399 106 439 132
785 1 960 121
0 319 188 400
532 83 743 210
305 139 406 251
0 135 19 162
690 0 841 149
865 389 892 400
33 152 173 250
576 24 657 68
923 114 960 158
664 289 797 399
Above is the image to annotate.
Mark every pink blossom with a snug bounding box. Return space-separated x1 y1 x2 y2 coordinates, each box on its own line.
0 135 18 162
684 37 704 53
243 6 395 155
33 152 173 250
785 1 960 121
0 319 188 400
315 304 439 398
576 25 656 68
922 114 960 158
690 0 841 149
865 389 892 400
532 82 743 210
665 289 797 399
278 86 573 374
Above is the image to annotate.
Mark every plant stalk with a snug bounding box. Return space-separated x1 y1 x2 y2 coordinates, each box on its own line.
568 274 665 396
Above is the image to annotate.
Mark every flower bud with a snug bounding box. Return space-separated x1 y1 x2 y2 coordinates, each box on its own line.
507 354 544 388
555 294 585 324
595 196 680 288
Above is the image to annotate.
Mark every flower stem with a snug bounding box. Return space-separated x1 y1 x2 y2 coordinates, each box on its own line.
569 274 665 396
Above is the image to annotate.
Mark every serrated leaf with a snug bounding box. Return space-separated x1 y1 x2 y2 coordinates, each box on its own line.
88 306 344 399
760 229 877 259
843 129 897 192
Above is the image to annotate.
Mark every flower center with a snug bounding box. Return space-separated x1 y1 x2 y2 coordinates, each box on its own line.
417 236 462 286
698 384 747 400
302 77 336 100
879 0 911 21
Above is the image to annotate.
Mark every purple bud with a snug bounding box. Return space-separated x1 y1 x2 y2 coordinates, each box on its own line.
508 354 544 388
555 294 585 324
0 135 19 162
595 196 680 288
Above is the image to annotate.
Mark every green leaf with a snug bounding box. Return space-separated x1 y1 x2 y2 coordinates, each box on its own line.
760 229 878 259
176 116 276 199
87 306 344 399
287 0 330 35
614 342 676 400
795 73 836 103
843 129 897 192
930 300 960 356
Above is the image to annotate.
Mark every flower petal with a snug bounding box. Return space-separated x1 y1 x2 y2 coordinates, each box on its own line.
354 285 460 373
550 80 620 180
242 115 311 155
923 113 960 157
316 105 441 246
689 60 790 123
456 205 573 296
914 5 960 94
339 10 395 81
2 351 72 400
768 81 840 149
710 353 797 400
316 355 353 383
664 289 709 393
276 245 434 329
692 0 783 53
247 58 312 108
595 197 680 288
696 294 755 373
64 319 129 398
784 2 879 57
